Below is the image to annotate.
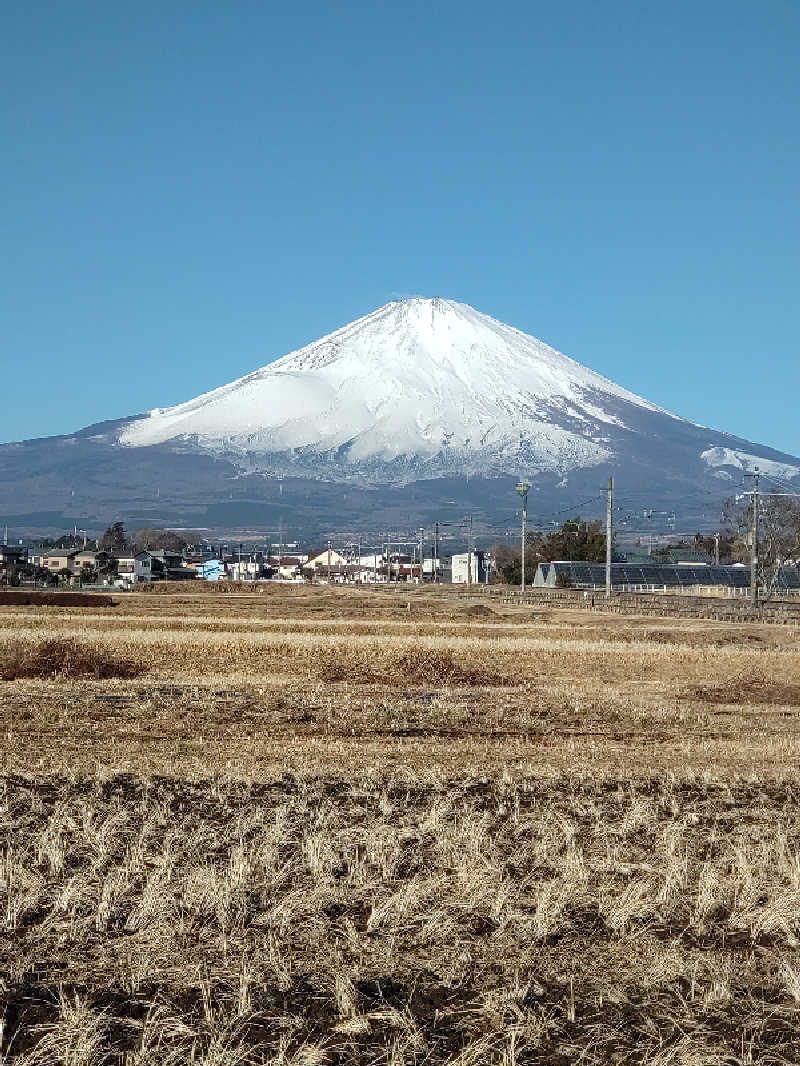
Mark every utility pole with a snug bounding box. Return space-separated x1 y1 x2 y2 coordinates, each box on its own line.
434 522 440 584
605 476 614 599
714 532 720 566
327 538 332 584
466 514 473 587
515 482 529 596
748 472 760 606
418 527 424 583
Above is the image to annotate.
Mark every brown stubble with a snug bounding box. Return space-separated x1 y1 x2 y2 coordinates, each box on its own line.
1 585 800 1062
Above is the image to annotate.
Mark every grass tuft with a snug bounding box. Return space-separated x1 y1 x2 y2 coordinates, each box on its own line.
318 645 504 686
686 669 800 706
0 638 146 681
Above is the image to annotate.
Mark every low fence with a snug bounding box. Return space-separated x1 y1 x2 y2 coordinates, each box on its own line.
535 582 800 599
497 586 800 625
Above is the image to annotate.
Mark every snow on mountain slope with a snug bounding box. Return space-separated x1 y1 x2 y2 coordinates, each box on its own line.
701 447 800 480
120 298 682 480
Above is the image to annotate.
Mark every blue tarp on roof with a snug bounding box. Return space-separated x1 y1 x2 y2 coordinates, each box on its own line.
199 559 225 581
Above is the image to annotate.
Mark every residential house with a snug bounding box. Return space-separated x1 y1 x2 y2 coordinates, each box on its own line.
273 555 306 580
147 548 183 566
198 559 225 581
73 549 110 572
0 545 28 569
306 549 349 571
39 549 80 574
147 549 186 578
113 549 154 586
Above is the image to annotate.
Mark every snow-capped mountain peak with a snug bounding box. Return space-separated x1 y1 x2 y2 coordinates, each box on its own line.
4 298 800 534
119 298 681 482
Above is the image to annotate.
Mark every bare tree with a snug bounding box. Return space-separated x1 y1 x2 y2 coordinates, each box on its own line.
132 528 188 552
722 493 800 592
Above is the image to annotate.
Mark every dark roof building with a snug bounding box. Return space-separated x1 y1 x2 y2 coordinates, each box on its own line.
0 545 28 568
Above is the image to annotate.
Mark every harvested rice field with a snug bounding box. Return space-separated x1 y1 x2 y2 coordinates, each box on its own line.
1 583 800 1064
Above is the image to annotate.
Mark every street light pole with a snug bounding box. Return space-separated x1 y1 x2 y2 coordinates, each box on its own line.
515 482 529 597
605 477 613 599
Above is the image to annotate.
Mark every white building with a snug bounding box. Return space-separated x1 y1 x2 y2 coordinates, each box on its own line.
306 549 349 570
451 551 491 584
422 557 444 577
227 559 262 581
356 552 383 569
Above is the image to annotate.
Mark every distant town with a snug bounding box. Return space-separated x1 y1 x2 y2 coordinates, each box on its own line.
0 522 487 589
3 513 799 596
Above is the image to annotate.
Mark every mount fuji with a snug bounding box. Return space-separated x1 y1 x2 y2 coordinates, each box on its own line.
119 298 674 482
2 298 798 535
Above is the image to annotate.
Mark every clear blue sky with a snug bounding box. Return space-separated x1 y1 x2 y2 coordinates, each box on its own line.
3 1 799 453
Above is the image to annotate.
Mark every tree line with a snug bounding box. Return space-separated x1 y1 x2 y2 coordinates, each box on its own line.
493 518 607 585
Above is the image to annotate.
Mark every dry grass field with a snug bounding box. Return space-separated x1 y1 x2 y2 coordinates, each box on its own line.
2 584 800 1064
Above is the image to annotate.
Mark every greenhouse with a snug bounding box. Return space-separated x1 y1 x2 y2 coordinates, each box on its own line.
533 562 800 591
